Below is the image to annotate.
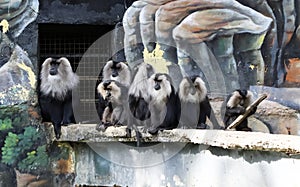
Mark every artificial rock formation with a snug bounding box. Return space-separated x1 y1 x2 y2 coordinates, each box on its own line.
124 0 297 93
0 42 36 106
0 0 39 38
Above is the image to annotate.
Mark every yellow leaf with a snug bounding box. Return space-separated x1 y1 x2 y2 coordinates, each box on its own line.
143 44 171 74
249 64 255 70
0 19 9 33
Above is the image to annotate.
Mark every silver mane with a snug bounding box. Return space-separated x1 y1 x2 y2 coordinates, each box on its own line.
179 77 207 103
40 57 79 100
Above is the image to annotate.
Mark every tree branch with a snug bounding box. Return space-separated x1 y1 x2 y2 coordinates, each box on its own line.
226 94 268 130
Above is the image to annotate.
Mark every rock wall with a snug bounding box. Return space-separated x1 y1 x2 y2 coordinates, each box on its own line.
123 0 300 91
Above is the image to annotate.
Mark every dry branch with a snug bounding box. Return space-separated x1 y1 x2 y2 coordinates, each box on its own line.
226 94 268 130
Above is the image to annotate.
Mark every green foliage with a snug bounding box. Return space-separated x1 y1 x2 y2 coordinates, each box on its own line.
17 126 39 149
0 105 50 174
1 132 19 165
1 126 49 174
0 118 13 131
18 145 49 173
0 105 28 129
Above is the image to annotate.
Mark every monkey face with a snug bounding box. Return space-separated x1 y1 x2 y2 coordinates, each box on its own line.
227 90 252 108
111 61 122 77
49 61 60 76
149 74 172 101
227 91 243 108
104 61 128 80
102 60 131 87
98 80 121 104
40 57 79 100
236 90 252 107
154 79 161 90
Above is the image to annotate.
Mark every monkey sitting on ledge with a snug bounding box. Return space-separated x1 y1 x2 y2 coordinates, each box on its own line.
96 80 128 131
39 57 79 139
222 89 257 131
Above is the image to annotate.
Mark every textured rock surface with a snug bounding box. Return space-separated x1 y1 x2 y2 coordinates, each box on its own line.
123 0 273 92
55 124 300 155
0 43 36 106
254 100 299 135
123 1 147 66
211 98 299 135
251 85 300 110
0 0 39 38
38 0 126 25
0 43 37 105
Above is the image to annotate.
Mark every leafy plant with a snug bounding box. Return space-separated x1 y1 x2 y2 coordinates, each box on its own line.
0 105 28 129
0 118 13 131
1 132 19 165
1 126 49 174
18 145 48 173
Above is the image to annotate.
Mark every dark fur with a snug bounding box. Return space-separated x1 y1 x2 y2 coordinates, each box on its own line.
178 76 222 129
147 73 181 134
127 63 155 146
222 89 256 131
128 63 154 121
95 60 131 122
39 57 79 139
96 80 128 131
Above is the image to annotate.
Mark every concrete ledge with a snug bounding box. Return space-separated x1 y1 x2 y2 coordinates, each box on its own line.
46 124 300 155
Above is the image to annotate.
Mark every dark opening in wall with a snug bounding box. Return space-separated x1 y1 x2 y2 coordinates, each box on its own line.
38 24 115 122
39 24 114 70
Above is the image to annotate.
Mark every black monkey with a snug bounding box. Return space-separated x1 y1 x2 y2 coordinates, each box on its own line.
95 60 131 122
222 89 256 131
39 57 79 139
147 73 181 135
128 63 154 121
96 80 128 131
178 76 223 129
127 62 155 145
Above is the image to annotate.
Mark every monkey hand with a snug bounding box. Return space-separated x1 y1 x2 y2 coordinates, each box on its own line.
104 98 111 106
248 106 257 116
225 106 245 116
237 106 246 114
